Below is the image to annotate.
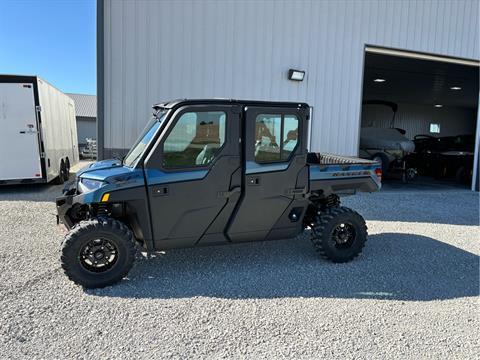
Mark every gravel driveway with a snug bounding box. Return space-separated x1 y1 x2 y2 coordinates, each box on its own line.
0 183 478 359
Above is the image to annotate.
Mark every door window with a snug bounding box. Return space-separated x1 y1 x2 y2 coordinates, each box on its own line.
282 115 299 160
163 111 226 168
255 114 299 163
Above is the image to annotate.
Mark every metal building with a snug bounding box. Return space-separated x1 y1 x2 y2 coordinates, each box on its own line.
67 93 97 150
98 0 480 188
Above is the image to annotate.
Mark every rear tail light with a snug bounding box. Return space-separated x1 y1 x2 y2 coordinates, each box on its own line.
374 168 382 182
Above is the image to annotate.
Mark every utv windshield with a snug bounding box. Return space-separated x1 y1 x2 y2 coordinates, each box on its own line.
123 111 167 167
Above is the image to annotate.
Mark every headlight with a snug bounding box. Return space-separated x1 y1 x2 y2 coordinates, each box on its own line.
78 178 106 193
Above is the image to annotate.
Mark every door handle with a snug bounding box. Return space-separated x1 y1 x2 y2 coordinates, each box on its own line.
152 185 169 197
286 187 307 195
247 176 261 186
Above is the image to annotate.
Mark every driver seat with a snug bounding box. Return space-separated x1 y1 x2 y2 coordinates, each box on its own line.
195 144 217 165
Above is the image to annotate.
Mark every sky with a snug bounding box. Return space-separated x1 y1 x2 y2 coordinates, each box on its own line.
0 0 96 95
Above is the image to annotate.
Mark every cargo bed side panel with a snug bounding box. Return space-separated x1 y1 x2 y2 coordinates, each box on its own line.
309 164 381 195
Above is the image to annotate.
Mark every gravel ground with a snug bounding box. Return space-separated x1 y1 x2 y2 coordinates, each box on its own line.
0 182 478 359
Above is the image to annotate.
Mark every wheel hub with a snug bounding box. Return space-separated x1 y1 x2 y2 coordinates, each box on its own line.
79 238 118 273
337 231 349 243
331 223 356 248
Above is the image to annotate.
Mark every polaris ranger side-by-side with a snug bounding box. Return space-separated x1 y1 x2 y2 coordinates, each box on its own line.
57 100 381 288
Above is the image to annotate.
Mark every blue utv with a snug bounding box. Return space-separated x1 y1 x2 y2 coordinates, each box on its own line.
57 99 381 288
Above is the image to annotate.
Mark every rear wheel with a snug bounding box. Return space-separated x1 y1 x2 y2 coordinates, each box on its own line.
310 206 367 263
61 218 136 288
406 167 417 181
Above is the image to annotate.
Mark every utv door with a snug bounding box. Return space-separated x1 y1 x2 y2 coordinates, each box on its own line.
143 105 242 249
227 106 310 242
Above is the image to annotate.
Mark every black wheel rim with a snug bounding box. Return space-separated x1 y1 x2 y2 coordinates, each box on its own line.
331 222 356 249
79 238 118 273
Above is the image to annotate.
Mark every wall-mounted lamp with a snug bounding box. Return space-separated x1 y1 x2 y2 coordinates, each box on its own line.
288 69 305 81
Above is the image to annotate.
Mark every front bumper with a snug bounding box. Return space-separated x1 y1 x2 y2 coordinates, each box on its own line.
56 195 75 229
56 181 80 229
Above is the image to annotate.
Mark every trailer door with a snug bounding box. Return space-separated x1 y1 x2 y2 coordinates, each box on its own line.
0 83 42 180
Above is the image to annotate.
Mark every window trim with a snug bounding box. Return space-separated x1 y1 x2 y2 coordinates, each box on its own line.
254 113 300 164
159 107 228 171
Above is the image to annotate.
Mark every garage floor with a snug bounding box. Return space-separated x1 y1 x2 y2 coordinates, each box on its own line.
0 182 478 358
382 176 471 192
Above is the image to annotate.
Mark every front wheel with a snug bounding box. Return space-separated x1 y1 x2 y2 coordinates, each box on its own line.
61 218 136 288
310 206 367 263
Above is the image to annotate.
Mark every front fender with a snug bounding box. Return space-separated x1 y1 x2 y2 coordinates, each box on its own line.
56 176 154 252
56 192 90 229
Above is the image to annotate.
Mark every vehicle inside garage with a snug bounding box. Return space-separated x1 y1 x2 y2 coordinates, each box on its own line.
359 48 479 189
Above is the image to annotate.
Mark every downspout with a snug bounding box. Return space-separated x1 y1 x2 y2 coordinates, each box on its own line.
471 91 480 191
96 0 105 160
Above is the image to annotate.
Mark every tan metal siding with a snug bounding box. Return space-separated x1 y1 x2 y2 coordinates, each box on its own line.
102 0 479 156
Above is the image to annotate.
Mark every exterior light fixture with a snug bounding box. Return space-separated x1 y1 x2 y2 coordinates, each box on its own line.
434 104 443 108
450 86 462 90
288 69 305 81
373 78 386 83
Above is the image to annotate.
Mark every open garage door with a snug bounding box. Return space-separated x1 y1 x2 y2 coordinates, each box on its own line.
359 47 479 191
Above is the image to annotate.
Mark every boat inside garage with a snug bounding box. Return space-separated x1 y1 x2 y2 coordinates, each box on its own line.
359 48 479 190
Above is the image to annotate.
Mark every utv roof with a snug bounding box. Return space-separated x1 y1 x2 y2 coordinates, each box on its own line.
153 99 309 111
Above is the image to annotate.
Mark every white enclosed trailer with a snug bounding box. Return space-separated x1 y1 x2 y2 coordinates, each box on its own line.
0 75 79 184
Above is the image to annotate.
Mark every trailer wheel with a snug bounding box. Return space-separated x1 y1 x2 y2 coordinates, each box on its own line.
310 206 367 263
54 160 68 184
61 218 137 288
65 158 71 178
